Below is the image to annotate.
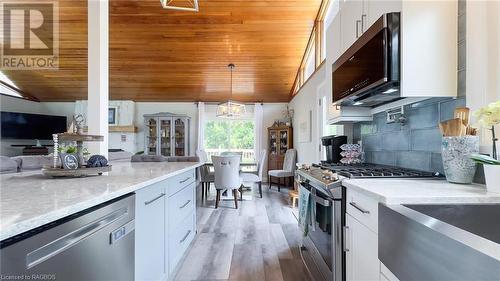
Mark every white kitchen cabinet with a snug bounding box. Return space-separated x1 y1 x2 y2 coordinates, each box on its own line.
345 213 379 281
167 182 196 275
340 0 364 52
400 0 457 97
380 262 400 281
135 168 197 281
135 181 167 281
364 1 401 31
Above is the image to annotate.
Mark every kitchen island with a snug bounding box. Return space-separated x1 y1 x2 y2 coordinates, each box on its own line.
0 161 202 281
0 161 202 241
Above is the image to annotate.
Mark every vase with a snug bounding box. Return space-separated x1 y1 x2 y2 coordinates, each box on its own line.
441 136 479 184
483 165 500 193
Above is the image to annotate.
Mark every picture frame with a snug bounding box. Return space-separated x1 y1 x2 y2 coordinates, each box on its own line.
108 106 118 125
298 110 312 143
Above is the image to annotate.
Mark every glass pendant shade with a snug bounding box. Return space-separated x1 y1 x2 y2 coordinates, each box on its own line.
216 100 246 118
216 63 246 118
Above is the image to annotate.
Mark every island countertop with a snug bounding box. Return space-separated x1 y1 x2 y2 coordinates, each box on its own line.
0 161 202 241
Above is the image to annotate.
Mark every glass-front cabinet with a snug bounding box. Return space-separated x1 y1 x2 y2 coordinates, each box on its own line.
267 125 293 171
144 113 190 157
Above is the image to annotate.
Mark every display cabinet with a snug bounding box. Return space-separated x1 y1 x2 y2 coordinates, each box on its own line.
267 125 293 171
144 113 190 157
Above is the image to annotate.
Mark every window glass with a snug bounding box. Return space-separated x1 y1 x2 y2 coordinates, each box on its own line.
204 119 255 163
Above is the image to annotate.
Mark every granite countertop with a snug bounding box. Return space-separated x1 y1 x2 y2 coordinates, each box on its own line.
342 178 500 204
0 161 203 241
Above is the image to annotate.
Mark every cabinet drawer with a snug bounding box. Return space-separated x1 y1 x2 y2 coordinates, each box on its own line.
346 189 378 233
136 180 167 206
169 211 195 274
167 169 195 196
168 182 195 228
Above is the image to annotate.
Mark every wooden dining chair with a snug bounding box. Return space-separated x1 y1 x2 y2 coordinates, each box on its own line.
212 156 242 209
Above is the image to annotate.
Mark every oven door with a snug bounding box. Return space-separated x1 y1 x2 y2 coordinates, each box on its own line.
300 182 343 281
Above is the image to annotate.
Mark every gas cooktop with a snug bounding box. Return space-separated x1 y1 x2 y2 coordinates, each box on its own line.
316 163 442 179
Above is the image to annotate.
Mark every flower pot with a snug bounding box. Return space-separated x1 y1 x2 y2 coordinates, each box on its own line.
483 165 500 193
441 136 479 184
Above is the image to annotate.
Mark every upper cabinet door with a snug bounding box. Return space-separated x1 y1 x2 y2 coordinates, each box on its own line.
159 118 172 156
145 117 158 155
340 0 364 52
364 1 402 32
174 118 187 156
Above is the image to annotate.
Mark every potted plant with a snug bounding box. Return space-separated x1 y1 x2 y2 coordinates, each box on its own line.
58 145 79 169
472 101 500 191
471 154 500 192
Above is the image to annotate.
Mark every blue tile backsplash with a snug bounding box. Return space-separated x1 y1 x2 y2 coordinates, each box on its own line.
353 97 466 174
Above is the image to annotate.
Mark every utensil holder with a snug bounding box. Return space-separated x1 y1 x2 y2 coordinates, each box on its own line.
441 136 479 184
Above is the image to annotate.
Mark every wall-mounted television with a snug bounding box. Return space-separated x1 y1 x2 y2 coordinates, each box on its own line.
1 112 67 140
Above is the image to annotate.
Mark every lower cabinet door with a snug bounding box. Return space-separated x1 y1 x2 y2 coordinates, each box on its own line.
169 211 196 275
135 184 166 281
346 213 379 281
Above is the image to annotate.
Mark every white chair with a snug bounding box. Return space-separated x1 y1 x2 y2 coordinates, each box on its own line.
268 149 297 192
240 150 267 198
196 150 214 200
212 156 242 209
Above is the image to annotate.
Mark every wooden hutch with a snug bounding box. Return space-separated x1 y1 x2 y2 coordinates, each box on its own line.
267 125 293 171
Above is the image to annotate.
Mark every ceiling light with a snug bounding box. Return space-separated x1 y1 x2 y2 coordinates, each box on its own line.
217 64 246 118
160 0 199 12
382 88 398 94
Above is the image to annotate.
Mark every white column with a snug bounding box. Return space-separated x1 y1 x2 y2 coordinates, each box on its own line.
87 0 109 157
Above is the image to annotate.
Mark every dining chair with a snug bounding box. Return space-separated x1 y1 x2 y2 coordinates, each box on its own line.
196 150 214 200
220 151 243 160
240 150 267 198
268 148 297 192
212 156 242 209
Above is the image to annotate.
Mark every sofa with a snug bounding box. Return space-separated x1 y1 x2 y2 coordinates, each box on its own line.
0 152 199 174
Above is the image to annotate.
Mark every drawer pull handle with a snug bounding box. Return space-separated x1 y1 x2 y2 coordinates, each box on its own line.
180 200 191 209
179 177 191 184
349 202 370 214
180 230 191 243
343 225 350 252
144 193 165 205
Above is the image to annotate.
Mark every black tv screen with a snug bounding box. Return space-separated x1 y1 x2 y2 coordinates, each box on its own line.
1 112 67 140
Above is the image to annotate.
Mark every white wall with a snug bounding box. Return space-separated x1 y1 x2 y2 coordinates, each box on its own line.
466 0 500 154
0 95 74 156
289 64 326 164
1 96 288 159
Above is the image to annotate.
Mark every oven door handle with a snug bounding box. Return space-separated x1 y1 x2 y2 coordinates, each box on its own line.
311 193 331 207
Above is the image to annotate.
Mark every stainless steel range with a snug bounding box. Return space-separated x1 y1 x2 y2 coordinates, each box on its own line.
297 163 442 281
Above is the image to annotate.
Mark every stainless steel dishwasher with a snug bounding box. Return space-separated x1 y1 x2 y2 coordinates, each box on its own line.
0 194 135 281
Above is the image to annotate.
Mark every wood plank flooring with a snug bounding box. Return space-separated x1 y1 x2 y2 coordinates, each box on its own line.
174 184 311 281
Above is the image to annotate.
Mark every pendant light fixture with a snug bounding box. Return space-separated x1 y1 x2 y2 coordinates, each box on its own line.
216 63 246 118
160 0 199 12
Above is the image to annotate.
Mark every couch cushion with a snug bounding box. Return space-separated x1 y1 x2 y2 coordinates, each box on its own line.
166 156 200 162
0 156 19 173
12 155 53 171
130 155 168 162
108 151 133 161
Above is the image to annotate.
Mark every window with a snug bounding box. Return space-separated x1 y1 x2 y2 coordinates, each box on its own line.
0 71 23 98
304 35 316 81
203 107 255 163
322 0 340 59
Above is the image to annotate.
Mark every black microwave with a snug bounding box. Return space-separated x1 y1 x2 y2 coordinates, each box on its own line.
332 12 400 107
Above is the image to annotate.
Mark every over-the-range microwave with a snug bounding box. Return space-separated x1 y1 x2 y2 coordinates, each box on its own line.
332 12 400 107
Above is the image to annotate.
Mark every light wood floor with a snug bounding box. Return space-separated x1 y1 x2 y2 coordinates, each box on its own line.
174 183 311 281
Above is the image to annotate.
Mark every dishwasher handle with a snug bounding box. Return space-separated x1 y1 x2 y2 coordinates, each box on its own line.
26 207 128 269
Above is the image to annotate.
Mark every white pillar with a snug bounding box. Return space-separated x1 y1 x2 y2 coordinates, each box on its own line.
87 0 109 157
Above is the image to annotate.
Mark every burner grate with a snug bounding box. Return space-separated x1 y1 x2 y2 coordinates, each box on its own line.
319 163 441 179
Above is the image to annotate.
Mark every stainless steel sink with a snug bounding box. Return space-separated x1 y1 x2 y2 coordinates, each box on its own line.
379 203 500 281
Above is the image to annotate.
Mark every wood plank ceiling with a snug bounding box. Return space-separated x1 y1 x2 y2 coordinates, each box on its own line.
3 0 321 102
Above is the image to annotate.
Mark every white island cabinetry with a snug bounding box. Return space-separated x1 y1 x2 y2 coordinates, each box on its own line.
135 168 196 281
